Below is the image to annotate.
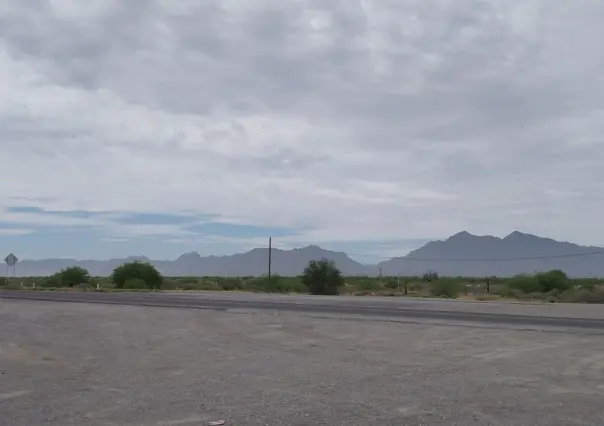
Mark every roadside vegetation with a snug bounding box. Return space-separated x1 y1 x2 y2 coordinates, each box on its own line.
3 260 604 303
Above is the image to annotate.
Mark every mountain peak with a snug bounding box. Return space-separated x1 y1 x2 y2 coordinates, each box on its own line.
448 231 474 239
124 255 150 261
177 251 201 260
504 231 537 240
299 245 324 251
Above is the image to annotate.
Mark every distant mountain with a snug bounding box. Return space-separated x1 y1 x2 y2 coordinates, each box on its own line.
377 231 604 278
8 232 604 278
10 245 373 277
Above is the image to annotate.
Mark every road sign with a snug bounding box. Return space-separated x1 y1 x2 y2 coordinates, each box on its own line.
4 253 18 266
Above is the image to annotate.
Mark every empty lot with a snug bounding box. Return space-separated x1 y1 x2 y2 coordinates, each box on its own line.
1 300 604 425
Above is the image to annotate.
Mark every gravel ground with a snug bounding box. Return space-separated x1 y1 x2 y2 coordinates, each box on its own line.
1 300 604 426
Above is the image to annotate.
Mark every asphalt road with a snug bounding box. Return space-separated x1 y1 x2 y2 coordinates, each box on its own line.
3 289 604 331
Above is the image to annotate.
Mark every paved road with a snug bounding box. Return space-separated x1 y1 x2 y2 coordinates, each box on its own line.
3 289 604 331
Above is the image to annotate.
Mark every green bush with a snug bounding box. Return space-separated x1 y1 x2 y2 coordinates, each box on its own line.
560 286 604 303
302 259 343 295
110 261 163 289
41 273 63 288
177 282 201 290
358 279 382 291
123 278 147 289
422 271 439 282
289 280 308 293
535 270 571 293
219 278 243 291
160 279 178 290
384 279 399 290
430 279 461 298
267 276 288 293
59 266 91 287
496 286 521 299
409 282 424 292
246 277 271 292
507 275 541 293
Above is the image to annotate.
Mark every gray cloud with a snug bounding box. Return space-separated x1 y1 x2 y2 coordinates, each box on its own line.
0 0 603 251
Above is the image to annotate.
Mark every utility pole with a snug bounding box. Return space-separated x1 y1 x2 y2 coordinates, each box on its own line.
267 237 272 293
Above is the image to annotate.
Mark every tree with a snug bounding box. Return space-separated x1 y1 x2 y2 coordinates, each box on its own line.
507 274 541 293
535 270 571 293
302 259 343 295
110 261 163 290
59 266 91 287
422 271 439 282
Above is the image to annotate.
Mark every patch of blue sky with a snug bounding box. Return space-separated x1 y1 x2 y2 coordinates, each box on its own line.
6 206 107 219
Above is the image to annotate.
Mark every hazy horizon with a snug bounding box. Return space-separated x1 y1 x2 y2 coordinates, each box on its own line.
8 230 602 262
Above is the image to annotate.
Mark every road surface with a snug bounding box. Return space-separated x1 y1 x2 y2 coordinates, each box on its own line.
2 298 604 425
3 289 604 331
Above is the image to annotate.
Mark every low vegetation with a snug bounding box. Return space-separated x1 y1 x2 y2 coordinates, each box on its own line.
110 261 163 290
3 260 604 303
302 259 344 295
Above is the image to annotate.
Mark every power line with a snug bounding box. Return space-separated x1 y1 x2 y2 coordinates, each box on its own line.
341 249 604 262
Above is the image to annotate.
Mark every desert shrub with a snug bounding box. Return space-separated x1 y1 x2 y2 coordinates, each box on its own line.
409 281 424 292
245 277 270 292
385 279 399 290
289 280 308 293
535 270 571 293
58 266 91 287
194 280 222 291
123 278 147 289
507 274 541 293
422 271 439 282
41 273 63 288
496 286 521 299
357 279 382 291
560 286 604 303
430 279 461 298
302 259 343 295
110 261 163 290
219 278 243 291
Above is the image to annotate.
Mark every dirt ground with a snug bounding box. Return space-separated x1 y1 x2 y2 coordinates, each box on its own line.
1 299 604 425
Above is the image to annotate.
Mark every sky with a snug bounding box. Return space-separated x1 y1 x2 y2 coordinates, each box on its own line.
0 0 603 261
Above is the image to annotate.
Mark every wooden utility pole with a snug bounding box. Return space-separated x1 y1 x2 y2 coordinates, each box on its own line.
267 237 272 293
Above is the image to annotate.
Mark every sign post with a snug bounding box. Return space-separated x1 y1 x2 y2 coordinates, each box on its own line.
4 253 18 288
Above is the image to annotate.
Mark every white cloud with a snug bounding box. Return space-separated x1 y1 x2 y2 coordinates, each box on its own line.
1 0 603 251
0 228 34 236
102 237 129 242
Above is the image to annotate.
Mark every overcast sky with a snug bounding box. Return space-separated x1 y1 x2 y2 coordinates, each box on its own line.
0 0 603 260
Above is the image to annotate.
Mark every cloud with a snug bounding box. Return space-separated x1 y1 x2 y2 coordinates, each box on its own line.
0 228 34 236
1 0 603 259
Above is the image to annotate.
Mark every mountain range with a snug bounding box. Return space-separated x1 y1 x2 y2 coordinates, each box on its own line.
5 231 604 278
